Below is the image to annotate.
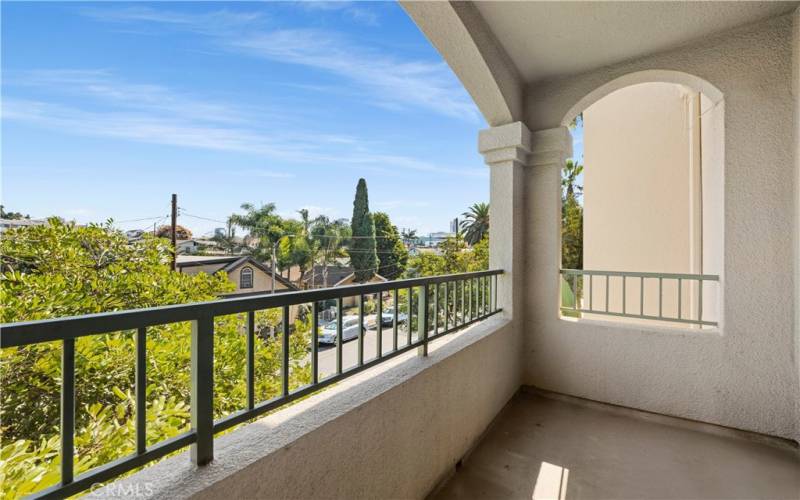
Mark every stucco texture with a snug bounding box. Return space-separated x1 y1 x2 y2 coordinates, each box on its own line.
524 14 800 441
97 317 521 499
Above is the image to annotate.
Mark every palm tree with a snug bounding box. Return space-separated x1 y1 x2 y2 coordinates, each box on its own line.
310 216 351 288
401 228 418 246
229 203 284 261
460 202 489 245
562 160 584 199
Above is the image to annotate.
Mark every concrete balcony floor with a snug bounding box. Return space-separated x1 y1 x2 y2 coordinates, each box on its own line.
432 390 800 499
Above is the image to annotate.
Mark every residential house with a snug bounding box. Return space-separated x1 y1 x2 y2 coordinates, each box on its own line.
176 255 296 296
304 263 388 308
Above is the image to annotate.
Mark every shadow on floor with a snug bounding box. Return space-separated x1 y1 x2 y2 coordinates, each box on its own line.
431 390 800 499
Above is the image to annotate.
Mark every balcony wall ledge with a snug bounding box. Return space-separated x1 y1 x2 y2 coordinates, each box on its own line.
93 316 519 499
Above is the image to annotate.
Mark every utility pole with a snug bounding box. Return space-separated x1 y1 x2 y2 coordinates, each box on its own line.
171 193 177 271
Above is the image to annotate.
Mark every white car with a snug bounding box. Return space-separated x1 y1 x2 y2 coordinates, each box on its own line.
318 315 368 345
380 307 409 327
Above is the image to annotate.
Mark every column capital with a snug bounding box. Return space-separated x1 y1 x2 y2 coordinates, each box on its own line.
478 122 531 167
479 123 572 168
529 126 572 167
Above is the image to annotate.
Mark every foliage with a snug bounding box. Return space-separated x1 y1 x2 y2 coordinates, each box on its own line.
562 196 583 270
228 203 285 262
0 220 311 497
406 233 488 278
211 220 242 255
0 206 29 220
400 228 418 246
277 225 314 285
561 160 584 270
460 202 489 246
562 160 583 199
348 179 377 283
309 216 350 288
155 224 192 240
373 212 408 280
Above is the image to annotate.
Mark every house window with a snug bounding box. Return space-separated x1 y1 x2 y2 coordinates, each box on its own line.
240 267 254 289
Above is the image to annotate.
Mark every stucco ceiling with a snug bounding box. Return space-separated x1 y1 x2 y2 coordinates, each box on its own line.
473 1 799 83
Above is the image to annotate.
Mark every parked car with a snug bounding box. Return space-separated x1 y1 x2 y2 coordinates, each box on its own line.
380 307 409 327
318 315 368 345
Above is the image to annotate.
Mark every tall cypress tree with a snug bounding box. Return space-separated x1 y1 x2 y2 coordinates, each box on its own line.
349 178 378 282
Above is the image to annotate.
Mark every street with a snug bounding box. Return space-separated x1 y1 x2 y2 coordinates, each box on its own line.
316 325 418 378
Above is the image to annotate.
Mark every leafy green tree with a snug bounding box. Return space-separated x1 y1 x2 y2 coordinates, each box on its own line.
460 202 489 245
562 159 583 199
229 203 285 262
155 224 192 240
0 205 29 220
401 228 418 246
310 216 350 287
0 219 310 496
212 218 241 255
348 179 377 282
406 233 488 278
561 160 584 270
277 227 315 287
561 195 583 270
373 212 408 280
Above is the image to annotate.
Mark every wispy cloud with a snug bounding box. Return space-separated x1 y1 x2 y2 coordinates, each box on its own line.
295 1 380 27
3 70 485 178
80 6 479 122
80 7 265 36
231 29 478 121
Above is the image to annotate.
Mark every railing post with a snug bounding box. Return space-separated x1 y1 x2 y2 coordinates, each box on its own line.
417 285 428 356
282 306 290 395
61 337 75 486
311 302 319 384
136 327 147 455
191 313 214 466
376 291 383 358
246 311 255 410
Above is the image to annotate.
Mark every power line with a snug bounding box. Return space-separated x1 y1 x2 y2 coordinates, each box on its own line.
115 215 167 224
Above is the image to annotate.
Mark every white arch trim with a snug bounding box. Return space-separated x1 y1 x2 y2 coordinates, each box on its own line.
561 70 724 127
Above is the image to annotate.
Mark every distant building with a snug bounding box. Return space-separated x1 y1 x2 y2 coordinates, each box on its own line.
449 218 460 234
176 255 296 296
419 232 455 248
0 218 48 232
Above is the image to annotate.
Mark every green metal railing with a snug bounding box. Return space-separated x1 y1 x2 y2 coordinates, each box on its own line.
1 269 502 499
560 269 719 327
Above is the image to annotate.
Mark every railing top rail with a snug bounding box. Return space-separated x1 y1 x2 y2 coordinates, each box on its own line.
1 269 503 348
560 269 719 281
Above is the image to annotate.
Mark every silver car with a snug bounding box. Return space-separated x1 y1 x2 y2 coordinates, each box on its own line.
318 315 367 345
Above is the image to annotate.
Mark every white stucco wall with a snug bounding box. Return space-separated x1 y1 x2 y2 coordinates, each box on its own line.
524 14 799 440
582 82 703 321
97 317 521 499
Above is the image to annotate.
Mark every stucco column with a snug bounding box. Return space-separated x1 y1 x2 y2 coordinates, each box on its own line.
479 122 531 323
525 127 572 325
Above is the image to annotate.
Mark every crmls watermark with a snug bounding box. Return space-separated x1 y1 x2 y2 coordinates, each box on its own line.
89 482 155 498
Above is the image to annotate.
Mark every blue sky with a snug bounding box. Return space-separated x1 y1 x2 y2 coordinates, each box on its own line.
2 1 581 236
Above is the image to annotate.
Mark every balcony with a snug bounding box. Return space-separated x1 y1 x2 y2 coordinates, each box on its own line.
4 1 800 499
2 271 505 498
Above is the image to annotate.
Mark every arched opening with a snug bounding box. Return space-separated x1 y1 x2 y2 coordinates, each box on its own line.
560 71 724 329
